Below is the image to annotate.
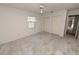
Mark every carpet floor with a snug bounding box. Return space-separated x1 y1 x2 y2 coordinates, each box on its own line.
0 32 79 55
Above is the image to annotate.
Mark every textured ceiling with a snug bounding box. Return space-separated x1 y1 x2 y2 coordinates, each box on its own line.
0 3 79 13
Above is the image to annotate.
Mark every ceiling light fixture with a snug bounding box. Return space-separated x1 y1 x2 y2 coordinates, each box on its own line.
40 5 45 14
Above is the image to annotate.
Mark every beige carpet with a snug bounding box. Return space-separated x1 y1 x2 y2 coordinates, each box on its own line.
0 32 79 55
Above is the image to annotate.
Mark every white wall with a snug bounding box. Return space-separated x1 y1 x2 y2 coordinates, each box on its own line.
0 5 68 44
0 6 42 44
43 10 67 37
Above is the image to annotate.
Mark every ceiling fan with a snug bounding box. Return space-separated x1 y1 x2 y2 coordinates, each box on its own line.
40 5 53 14
40 5 45 14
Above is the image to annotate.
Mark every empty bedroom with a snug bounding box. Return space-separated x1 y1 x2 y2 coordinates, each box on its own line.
0 3 79 55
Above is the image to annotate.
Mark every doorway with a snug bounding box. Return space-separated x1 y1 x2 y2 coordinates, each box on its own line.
65 15 79 39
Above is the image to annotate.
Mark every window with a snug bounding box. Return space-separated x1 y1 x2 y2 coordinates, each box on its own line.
27 16 36 28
